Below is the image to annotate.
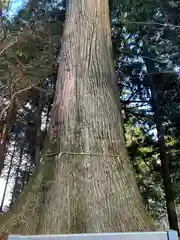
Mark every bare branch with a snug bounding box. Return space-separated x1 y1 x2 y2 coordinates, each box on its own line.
33 86 53 94
0 35 18 56
0 29 32 56
121 20 180 29
0 83 39 121
122 105 154 121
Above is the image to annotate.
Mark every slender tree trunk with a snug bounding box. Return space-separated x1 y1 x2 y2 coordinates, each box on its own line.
0 100 17 175
150 78 179 233
0 142 16 210
143 45 179 232
21 163 29 190
40 76 56 151
0 0 153 236
11 139 25 204
34 93 42 167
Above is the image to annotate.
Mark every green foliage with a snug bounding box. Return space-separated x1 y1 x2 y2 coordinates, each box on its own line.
111 0 180 226
125 119 165 220
0 0 64 91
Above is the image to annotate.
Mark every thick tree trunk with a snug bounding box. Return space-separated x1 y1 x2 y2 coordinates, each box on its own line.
0 0 153 237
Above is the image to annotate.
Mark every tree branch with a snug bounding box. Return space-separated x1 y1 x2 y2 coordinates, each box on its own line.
124 106 154 121
120 20 180 29
0 83 39 122
0 29 32 56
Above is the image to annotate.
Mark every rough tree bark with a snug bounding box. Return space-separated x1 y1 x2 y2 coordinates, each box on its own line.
0 0 154 237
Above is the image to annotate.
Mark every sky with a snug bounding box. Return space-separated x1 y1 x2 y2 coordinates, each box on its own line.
4 0 26 17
